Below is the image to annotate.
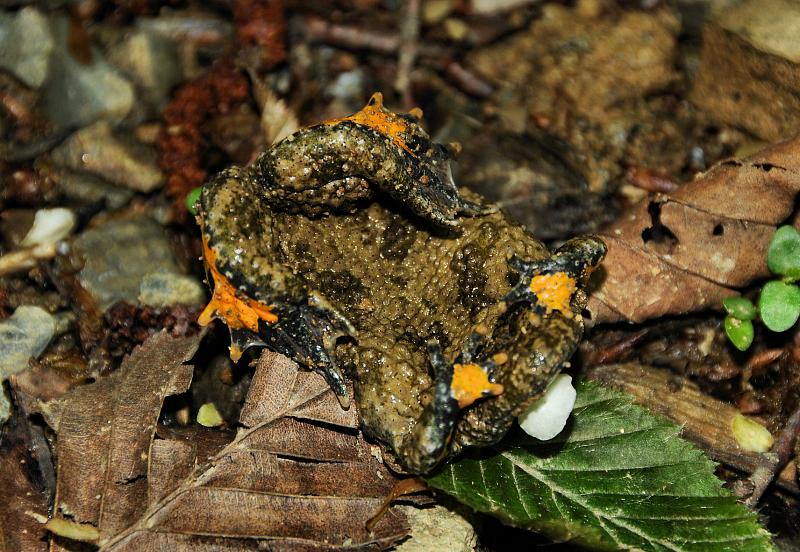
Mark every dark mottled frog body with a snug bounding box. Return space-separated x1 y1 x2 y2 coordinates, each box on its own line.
198 94 605 473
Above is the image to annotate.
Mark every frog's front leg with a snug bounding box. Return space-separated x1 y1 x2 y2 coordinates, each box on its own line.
198 167 356 406
251 92 493 227
265 301 354 407
396 336 504 473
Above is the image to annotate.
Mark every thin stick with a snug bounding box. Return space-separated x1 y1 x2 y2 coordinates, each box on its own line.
745 401 800 507
395 0 421 108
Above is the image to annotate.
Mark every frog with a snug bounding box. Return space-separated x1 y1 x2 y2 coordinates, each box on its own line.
197 93 606 474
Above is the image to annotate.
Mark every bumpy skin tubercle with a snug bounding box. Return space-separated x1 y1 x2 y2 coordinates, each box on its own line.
198 93 606 474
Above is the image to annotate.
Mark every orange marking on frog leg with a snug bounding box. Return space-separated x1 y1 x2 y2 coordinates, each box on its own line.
451 363 504 409
198 236 278 361
325 92 417 157
529 272 577 315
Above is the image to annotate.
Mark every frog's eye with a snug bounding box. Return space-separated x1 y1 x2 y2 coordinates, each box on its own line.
367 92 383 108
408 107 424 120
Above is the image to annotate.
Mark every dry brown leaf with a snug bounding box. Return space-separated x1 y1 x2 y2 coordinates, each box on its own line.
588 137 800 324
0 413 53 552
260 88 300 146
99 351 409 552
49 331 202 548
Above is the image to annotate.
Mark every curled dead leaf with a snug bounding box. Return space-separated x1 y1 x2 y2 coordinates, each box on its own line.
97 351 409 552
49 331 201 547
588 137 800 324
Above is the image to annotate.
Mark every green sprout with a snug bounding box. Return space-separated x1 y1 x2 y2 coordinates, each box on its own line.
724 225 800 350
185 186 203 216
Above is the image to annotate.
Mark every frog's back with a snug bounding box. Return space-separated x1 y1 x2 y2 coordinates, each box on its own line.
271 199 548 444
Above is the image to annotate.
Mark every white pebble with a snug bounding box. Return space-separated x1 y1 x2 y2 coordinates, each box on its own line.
21 208 76 247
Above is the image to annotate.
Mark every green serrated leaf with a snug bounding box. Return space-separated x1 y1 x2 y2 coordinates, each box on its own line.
725 315 754 351
767 225 800 280
722 296 756 321
759 280 800 332
427 380 774 552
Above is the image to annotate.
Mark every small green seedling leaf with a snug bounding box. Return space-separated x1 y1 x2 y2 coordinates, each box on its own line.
759 280 800 332
725 315 754 351
427 380 774 551
723 296 757 320
767 225 800 281
197 402 224 427
185 186 203 216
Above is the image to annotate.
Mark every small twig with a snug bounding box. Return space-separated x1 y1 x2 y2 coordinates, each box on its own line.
300 15 494 98
582 329 649 366
365 477 429 532
740 348 786 390
395 0 421 108
745 402 800 507
625 166 679 194
0 89 33 123
746 348 786 374
440 60 494 98
304 15 400 54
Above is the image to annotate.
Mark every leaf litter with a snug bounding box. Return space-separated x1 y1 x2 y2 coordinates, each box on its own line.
588 137 800 324
42 332 410 551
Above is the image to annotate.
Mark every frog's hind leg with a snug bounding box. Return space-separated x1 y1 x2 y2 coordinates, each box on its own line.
451 236 607 452
502 236 606 308
264 302 354 407
397 337 504 473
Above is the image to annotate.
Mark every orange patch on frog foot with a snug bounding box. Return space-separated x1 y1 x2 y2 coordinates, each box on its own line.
529 272 577 315
452 363 504 409
199 236 278 340
327 92 416 157
229 343 244 363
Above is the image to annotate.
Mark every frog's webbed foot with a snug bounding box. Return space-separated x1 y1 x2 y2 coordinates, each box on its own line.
264 302 355 408
502 236 607 310
397 335 504 473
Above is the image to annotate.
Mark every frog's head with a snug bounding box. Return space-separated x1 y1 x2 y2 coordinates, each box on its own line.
326 93 493 225
332 92 445 157
353 93 493 224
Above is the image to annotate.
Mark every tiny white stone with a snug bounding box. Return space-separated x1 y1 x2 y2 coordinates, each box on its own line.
21 208 76 247
518 374 576 440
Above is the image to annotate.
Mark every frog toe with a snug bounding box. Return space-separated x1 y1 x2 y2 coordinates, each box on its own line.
267 304 351 406
228 328 267 363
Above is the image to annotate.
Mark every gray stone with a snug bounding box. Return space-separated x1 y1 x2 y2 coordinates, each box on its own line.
107 26 182 110
0 305 56 379
43 16 134 128
394 504 478 552
0 7 54 88
72 215 182 311
51 121 164 192
139 270 205 307
49 167 134 210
